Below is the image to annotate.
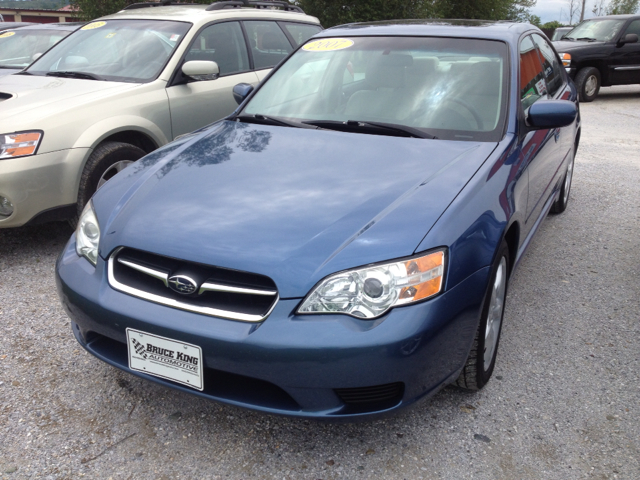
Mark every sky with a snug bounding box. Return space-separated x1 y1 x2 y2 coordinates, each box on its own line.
531 0 597 24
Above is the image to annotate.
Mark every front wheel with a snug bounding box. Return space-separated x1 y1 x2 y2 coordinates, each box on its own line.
575 67 600 102
70 141 145 228
455 240 510 390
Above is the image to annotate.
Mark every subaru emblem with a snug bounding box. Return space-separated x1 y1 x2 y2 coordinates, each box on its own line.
167 275 198 295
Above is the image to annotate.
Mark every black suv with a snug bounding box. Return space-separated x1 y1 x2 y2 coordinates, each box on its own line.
553 15 640 101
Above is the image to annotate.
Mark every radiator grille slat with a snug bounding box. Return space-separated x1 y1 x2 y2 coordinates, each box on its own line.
108 247 279 322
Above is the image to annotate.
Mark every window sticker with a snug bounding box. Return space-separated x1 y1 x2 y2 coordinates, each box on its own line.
105 32 116 39
0 31 16 38
81 21 107 31
170 34 180 42
303 38 354 52
535 78 547 95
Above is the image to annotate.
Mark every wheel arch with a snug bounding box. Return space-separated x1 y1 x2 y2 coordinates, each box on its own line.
575 60 609 86
502 220 520 277
70 118 169 201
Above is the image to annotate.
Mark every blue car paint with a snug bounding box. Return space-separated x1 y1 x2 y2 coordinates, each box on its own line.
95 121 497 298
56 21 580 419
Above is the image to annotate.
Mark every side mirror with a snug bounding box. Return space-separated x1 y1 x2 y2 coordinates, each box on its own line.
618 33 639 46
182 60 219 81
233 83 254 105
527 100 577 129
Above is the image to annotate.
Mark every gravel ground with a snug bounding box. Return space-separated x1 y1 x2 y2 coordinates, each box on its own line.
1 85 639 480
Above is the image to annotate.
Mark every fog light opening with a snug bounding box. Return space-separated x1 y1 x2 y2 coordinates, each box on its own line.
0 196 14 218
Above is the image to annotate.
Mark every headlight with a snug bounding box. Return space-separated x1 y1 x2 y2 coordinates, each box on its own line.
76 201 100 265
298 249 446 319
0 131 43 159
558 53 571 68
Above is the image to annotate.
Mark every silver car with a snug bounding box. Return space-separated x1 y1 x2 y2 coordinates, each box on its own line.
0 2 321 227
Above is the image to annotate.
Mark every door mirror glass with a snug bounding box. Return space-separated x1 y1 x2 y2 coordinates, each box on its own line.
182 60 219 81
527 100 577 129
233 83 254 105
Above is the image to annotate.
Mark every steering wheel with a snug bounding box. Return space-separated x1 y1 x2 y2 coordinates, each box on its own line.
438 98 484 131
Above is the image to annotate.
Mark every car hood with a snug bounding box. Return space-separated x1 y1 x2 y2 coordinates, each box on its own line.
0 68 21 78
552 39 607 51
0 74 140 126
97 121 497 298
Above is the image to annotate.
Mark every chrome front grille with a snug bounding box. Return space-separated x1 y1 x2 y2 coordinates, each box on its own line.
107 247 279 322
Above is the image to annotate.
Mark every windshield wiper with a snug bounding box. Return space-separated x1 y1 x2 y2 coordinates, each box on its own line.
303 120 437 139
46 71 103 81
235 114 318 129
576 37 597 42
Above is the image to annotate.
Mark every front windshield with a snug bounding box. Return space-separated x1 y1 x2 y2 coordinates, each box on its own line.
564 19 625 42
0 29 71 69
243 36 508 141
27 20 190 83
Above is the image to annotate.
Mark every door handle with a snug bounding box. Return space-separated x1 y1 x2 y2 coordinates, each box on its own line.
554 129 560 142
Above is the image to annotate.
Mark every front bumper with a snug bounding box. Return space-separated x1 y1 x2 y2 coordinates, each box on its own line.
56 237 491 420
0 147 89 227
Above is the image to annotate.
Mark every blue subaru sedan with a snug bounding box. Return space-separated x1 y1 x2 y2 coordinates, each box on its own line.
56 20 580 419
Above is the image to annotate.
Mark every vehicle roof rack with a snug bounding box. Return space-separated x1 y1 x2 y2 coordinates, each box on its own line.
206 0 304 13
124 1 201 10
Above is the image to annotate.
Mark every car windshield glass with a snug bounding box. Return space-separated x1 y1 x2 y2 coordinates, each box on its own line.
0 29 72 69
551 28 572 41
564 19 625 42
242 36 508 141
26 20 190 83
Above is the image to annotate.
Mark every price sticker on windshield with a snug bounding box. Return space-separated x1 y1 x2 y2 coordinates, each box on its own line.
82 21 107 31
303 38 354 52
0 31 16 38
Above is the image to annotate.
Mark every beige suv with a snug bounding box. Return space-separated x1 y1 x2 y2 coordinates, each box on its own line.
0 1 320 227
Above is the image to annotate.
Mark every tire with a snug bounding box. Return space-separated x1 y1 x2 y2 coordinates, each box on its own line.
550 148 575 214
455 240 510 390
575 67 600 102
70 141 145 228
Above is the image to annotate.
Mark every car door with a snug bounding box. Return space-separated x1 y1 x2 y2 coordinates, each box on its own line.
166 21 259 139
518 34 560 233
609 19 640 85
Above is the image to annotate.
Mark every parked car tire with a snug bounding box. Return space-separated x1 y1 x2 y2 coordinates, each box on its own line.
71 141 145 228
455 240 510 390
550 149 575 214
575 67 600 102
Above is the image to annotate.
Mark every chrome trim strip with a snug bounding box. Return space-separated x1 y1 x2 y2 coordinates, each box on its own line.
108 248 278 323
118 258 169 287
198 282 277 296
613 66 640 71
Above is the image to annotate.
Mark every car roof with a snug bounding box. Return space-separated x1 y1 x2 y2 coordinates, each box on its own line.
98 4 320 25
318 19 539 43
7 23 81 32
0 22 36 31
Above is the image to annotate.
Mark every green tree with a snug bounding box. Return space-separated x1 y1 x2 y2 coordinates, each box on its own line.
297 0 438 28
606 0 640 14
435 0 536 21
541 20 565 29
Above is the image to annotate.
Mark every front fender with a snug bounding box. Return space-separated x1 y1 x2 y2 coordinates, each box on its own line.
73 116 170 152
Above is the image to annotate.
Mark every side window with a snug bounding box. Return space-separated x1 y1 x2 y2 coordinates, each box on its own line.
532 33 564 97
244 21 292 70
623 19 640 37
281 22 322 46
520 35 547 111
185 22 249 76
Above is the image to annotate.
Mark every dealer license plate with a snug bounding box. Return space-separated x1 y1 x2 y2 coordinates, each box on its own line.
126 328 203 391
